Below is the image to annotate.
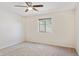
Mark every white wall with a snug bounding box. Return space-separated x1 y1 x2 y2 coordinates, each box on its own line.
75 4 79 54
0 9 24 49
22 10 75 48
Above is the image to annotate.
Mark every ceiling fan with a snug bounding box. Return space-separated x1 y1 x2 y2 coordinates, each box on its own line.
14 2 43 12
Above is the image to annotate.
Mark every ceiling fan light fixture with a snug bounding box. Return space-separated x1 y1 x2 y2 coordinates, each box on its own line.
28 7 33 10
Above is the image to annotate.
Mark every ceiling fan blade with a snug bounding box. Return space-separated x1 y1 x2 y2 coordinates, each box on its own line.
33 5 43 7
33 7 38 11
25 2 29 6
29 2 32 6
25 9 28 12
25 2 32 7
15 5 27 7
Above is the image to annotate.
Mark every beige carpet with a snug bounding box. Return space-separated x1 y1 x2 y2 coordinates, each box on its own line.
0 42 77 56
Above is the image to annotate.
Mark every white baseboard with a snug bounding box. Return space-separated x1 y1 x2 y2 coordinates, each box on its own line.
0 41 23 50
25 40 74 48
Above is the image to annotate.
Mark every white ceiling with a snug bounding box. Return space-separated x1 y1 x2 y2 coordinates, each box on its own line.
0 2 78 16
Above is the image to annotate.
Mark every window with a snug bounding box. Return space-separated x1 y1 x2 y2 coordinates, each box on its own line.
39 18 51 32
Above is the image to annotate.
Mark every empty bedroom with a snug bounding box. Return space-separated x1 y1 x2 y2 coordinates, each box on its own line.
0 2 79 56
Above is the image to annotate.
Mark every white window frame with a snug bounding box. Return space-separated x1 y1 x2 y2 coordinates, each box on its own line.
39 18 52 33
